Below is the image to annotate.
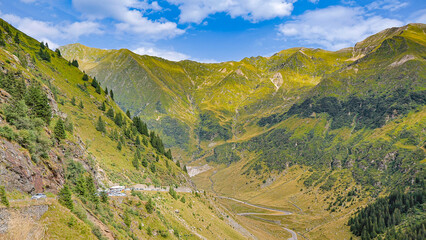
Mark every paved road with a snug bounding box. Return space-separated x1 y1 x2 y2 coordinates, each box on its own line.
219 196 297 240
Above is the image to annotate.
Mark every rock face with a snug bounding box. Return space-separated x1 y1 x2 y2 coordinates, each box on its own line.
0 204 49 238
0 138 64 194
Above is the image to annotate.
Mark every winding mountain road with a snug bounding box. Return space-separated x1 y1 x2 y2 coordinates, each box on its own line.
219 196 297 240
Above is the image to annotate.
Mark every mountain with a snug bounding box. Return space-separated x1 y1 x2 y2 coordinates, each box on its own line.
0 18 249 240
60 23 426 240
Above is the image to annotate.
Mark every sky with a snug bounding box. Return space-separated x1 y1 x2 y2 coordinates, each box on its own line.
0 0 425 62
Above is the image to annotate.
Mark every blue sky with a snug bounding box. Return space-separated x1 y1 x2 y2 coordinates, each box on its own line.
1 0 425 62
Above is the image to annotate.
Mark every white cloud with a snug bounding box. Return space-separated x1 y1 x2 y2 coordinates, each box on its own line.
1 14 103 49
72 0 184 39
132 47 190 61
366 0 408 12
410 9 426 23
277 6 403 50
166 0 294 24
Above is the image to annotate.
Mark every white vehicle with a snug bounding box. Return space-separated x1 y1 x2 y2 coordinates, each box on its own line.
31 193 47 200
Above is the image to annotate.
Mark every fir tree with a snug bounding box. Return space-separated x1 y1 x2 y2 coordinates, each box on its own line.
79 100 84 109
183 165 188 173
132 153 139 170
99 101 106 111
55 49 61 57
106 108 114 119
96 84 101 94
71 59 79 67
54 119 66 140
96 116 106 133
110 89 114 100
145 198 154 214
82 73 89 81
126 110 131 119
71 96 76 106
58 185 73 210
25 83 52 123
91 77 98 88
142 158 148 167
117 141 122 151
105 87 108 95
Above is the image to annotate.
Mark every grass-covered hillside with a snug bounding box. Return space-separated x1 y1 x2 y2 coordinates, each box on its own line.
60 41 353 158
0 18 249 240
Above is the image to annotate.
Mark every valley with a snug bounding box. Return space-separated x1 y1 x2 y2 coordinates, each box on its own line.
0 15 424 240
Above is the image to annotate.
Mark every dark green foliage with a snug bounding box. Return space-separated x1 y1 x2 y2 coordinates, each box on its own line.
132 153 139 170
206 143 240 165
0 71 26 99
54 119 66 140
13 32 20 44
106 108 114 119
114 112 123 126
260 90 426 130
82 73 89 81
65 160 85 185
91 77 98 88
25 83 52 124
150 131 165 154
199 111 231 141
55 49 61 57
100 191 108 203
117 141 122 151
150 163 156 173
96 84 101 94
349 188 425 239
135 136 141 146
71 96 76 106
0 186 9 207
180 196 186 203
183 165 187 173
99 101 106 111
126 110 131 119
79 100 84 109
58 185 73 210
176 160 180 168
38 48 51 62
71 59 79 67
110 89 114 100
165 149 172 160
142 158 148 167
169 187 178 200
145 198 154 214
132 116 149 136
105 87 108 95
96 116 106 133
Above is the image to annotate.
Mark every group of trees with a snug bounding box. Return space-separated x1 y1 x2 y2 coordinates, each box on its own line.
38 42 51 62
349 187 425 240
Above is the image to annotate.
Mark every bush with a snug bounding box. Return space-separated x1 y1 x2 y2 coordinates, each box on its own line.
0 186 9 207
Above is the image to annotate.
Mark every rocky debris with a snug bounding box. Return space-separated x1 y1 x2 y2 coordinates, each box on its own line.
0 138 64 194
42 84 67 119
270 72 283 90
0 88 12 104
0 204 49 234
389 54 415 67
187 164 212 177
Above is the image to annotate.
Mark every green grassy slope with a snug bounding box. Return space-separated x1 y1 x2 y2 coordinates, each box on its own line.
0 18 247 240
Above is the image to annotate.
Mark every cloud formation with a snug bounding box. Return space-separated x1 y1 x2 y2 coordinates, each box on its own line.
167 0 294 24
1 14 103 49
133 46 190 61
278 6 403 50
72 0 184 39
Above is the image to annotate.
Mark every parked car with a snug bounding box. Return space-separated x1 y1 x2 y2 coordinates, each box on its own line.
31 193 47 200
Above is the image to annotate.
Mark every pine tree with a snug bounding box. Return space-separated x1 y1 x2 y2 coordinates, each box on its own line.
145 198 154 214
75 175 87 197
100 191 108 203
86 176 98 203
79 100 84 109
96 84 101 94
82 73 89 81
91 77 98 88
110 89 114 100
126 110 131 119
58 185 73 210
135 136 141 146
114 112 123 126
106 108 114 119
105 87 108 95
117 141 122 151
99 101 106 111
183 165 188 173
55 49 61 57
25 83 52 124
132 153 139 170
72 59 79 67
71 96 76 106
96 116 106 133
54 119 66 140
